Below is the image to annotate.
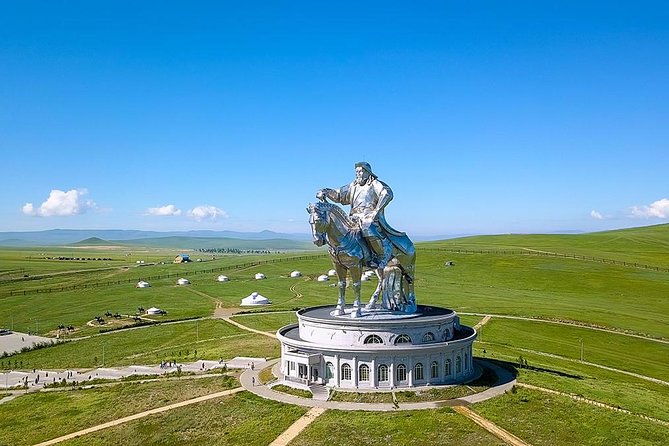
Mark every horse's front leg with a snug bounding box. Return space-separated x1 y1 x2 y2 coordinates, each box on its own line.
350 269 362 318
335 278 346 315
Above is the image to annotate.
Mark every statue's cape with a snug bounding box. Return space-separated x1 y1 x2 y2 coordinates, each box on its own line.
378 213 412 256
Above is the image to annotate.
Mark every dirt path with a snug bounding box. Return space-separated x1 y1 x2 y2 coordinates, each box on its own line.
268 407 326 446
33 387 244 445
516 383 669 427
474 315 492 330
222 317 277 339
453 405 531 446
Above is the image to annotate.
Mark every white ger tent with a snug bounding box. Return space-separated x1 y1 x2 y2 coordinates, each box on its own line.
255 273 266 280
241 292 271 306
217 275 230 282
136 280 151 288
317 274 329 282
177 278 190 285
290 271 302 278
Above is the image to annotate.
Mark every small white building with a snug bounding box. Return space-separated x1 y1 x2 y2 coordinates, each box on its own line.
217 275 230 282
328 269 337 276
146 307 165 315
177 278 190 285
136 280 151 288
255 273 266 280
290 271 302 278
317 274 329 282
241 292 271 306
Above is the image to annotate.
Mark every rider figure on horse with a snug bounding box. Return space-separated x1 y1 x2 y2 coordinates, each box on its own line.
317 162 395 269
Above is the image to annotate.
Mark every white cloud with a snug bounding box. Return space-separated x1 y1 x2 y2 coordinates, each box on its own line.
590 210 603 220
187 205 228 221
22 189 96 217
146 204 182 216
631 198 669 219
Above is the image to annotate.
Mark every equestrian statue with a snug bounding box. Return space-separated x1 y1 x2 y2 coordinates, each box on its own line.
308 162 416 317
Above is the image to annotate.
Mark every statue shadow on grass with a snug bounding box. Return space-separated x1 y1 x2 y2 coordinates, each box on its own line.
471 357 583 388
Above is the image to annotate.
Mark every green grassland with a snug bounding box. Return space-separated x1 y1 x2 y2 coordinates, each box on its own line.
290 408 506 445
0 375 239 446
5 319 279 369
0 224 668 444
474 386 668 445
426 223 669 266
59 392 309 446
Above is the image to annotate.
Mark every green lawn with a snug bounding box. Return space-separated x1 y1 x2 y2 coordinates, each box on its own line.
0 375 238 446
5 319 280 369
479 318 669 382
474 386 669 445
1 224 668 443
291 408 506 445
60 392 308 446
475 344 669 422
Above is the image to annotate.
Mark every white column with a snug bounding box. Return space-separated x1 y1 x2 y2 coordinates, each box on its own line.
352 356 358 388
371 357 377 388
408 356 413 387
389 358 395 388
335 354 340 387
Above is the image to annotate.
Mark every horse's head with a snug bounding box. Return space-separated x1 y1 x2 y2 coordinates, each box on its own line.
307 202 327 247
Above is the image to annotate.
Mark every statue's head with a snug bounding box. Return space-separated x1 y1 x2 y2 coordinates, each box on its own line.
355 161 374 185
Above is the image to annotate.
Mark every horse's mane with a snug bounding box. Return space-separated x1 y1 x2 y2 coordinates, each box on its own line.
320 202 356 230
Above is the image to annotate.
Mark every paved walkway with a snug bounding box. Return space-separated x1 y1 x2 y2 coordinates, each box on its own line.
1 357 266 391
239 359 517 411
268 407 326 446
453 405 531 446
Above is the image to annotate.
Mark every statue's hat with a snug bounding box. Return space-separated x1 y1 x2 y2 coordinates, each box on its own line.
355 161 374 176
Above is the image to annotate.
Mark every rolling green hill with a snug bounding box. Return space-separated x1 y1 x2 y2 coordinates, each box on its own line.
424 223 669 266
113 236 317 251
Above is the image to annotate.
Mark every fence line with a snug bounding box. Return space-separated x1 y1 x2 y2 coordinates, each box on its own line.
423 248 669 273
4 253 327 298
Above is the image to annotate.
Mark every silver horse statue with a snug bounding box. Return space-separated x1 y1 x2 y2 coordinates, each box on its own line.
307 199 416 317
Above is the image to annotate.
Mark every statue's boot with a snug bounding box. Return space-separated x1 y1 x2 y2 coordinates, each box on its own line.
367 236 393 269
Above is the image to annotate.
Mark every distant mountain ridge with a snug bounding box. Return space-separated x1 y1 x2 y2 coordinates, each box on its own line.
0 229 312 247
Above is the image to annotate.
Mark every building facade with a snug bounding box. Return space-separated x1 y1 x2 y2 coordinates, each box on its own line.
277 305 477 389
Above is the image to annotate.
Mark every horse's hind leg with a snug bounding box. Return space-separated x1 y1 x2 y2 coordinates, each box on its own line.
365 268 383 310
350 266 362 318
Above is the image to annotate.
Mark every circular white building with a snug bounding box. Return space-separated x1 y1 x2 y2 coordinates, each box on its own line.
217 275 230 282
277 305 476 389
177 278 190 285
255 273 266 280
290 271 302 278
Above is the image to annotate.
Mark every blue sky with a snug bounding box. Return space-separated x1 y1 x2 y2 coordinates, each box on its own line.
1 1 668 237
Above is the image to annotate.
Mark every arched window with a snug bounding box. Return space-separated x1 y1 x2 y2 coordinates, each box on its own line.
431 361 439 379
341 363 351 380
456 356 462 374
359 364 369 381
325 362 334 379
445 359 452 376
422 332 435 343
378 364 389 382
364 334 383 344
397 364 407 381
414 362 424 381
394 334 411 345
